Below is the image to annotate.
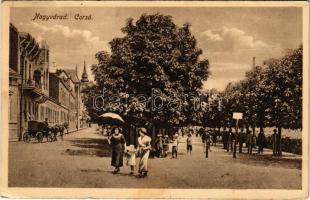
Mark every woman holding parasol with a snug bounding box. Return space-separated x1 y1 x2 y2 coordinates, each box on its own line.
99 113 126 174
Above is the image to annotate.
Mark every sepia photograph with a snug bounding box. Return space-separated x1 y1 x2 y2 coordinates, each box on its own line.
1 1 308 199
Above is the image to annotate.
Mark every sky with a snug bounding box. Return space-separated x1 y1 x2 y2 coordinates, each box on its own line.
10 7 302 91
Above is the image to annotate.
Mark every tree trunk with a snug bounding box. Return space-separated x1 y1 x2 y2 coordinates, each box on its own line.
246 124 249 133
257 105 265 134
152 124 156 147
278 126 282 156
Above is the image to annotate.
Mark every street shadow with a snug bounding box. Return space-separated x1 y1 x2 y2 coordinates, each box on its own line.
63 138 111 157
80 169 106 173
236 153 302 170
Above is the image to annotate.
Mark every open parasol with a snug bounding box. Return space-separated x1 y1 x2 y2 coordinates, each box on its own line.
99 112 125 125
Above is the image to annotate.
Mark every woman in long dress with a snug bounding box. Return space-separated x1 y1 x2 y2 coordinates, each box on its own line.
137 127 151 177
110 127 126 174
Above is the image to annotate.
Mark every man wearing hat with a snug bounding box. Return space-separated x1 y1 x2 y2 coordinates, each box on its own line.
272 129 281 156
155 134 164 158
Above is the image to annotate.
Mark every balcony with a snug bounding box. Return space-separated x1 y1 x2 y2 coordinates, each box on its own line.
23 79 47 103
23 79 42 89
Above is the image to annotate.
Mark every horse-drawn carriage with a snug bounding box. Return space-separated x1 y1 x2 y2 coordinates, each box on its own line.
23 121 51 143
23 120 68 143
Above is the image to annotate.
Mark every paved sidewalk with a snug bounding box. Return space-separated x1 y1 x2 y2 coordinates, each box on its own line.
9 125 302 189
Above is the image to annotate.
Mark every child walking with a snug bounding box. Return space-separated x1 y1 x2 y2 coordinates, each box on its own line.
125 145 137 175
163 135 169 157
171 134 179 158
186 133 193 154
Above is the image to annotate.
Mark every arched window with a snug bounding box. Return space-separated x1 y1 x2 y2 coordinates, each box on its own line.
34 70 41 88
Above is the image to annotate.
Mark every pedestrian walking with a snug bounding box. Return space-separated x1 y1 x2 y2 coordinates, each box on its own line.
198 128 204 138
110 127 126 174
257 130 266 154
155 134 164 157
137 127 151 177
222 127 228 149
186 133 193 154
163 135 169 157
205 132 211 158
211 128 218 146
171 134 179 158
246 130 253 154
201 128 206 143
125 145 137 175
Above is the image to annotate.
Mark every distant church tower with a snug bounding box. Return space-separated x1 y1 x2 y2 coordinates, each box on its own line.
81 60 89 83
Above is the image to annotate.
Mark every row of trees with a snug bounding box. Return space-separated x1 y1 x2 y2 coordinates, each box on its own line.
82 13 303 152
206 46 303 153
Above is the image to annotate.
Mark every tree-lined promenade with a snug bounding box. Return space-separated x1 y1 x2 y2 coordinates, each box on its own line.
82 13 303 156
9 125 301 188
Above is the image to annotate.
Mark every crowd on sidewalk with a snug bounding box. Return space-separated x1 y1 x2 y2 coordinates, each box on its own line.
100 125 284 178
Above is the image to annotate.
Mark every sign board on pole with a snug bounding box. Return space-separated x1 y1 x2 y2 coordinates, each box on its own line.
233 112 243 120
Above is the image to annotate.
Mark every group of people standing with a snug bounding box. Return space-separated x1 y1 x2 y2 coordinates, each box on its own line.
107 125 283 177
108 127 151 178
220 127 281 156
154 128 199 159
196 126 282 158
221 127 262 155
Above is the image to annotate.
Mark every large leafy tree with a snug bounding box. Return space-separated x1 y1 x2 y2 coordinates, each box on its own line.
89 14 209 132
220 46 302 155
264 46 302 130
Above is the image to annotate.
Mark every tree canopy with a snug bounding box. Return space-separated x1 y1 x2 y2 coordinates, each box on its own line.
87 13 209 128
219 45 302 132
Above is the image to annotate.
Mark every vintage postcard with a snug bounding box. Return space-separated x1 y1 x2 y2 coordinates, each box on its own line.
0 1 309 199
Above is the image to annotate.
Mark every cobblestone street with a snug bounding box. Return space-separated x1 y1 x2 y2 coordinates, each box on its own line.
8 125 302 189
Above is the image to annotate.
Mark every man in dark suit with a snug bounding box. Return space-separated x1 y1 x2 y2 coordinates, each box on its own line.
238 128 245 153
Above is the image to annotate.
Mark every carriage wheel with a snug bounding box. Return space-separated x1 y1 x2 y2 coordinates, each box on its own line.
23 132 30 143
48 133 54 142
36 132 44 143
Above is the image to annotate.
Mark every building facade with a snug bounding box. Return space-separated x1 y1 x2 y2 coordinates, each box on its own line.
9 23 89 141
9 24 22 140
49 70 78 131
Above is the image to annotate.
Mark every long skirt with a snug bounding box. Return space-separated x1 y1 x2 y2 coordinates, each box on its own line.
139 150 150 173
111 149 123 167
